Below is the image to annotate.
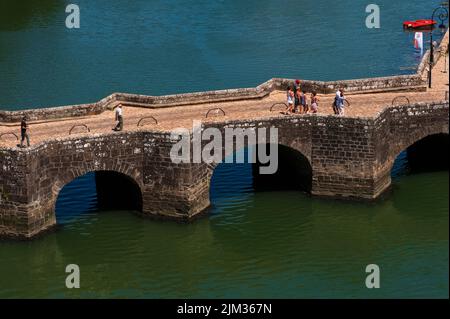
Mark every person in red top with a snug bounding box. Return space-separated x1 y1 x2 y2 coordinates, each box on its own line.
293 79 301 92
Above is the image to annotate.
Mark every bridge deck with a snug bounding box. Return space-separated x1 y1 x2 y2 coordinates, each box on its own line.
0 55 448 149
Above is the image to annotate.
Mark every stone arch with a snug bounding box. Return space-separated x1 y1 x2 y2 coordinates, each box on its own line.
50 161 144 219
207 141 313 195
278 137 312 165
388 127 449 173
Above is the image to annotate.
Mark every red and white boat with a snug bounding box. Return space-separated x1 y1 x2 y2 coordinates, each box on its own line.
403 19 437 29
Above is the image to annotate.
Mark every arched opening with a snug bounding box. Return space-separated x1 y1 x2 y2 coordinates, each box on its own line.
252 144 312 192
209 144 312 214
55 171 143 224
392 133 449 178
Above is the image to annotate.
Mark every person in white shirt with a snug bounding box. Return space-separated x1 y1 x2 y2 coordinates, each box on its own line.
337 92 346 116
114 104 124 131
333 88 342 115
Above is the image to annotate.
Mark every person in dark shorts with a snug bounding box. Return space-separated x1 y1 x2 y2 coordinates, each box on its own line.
20 116 30 147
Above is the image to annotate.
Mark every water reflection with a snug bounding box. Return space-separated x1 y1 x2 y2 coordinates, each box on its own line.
0 0 62 31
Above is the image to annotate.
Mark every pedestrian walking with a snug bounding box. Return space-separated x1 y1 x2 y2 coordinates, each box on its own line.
337 92 346 116
20 116 30 147
113 104 124 131
333 87 341 115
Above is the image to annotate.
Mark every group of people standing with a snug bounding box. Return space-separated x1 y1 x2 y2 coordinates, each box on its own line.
286 80 319 114
286 79 347 116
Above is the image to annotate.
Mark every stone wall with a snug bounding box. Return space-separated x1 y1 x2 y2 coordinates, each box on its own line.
273 74 425 94
0 91 119 122
141 131 211 220
310 116 377 199
0 130 214 238
0 149 29 238
0 100 448 238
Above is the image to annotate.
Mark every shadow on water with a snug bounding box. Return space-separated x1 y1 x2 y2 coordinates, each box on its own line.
390 133 449 220
210 145 312 214
391 133 449 179
252 144 312 193
55 171 142 225
0 0 62 31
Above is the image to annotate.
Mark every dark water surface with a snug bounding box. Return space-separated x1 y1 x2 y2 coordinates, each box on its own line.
0 0 448 298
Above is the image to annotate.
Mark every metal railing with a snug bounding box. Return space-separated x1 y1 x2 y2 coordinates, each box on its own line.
0 132 18 141
205 108 226 118
391 96 411 106
137 116 158 127
69 124 90 135
270 103 288 112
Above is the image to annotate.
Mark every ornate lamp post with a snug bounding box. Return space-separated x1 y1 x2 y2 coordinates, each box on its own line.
428 5 448 88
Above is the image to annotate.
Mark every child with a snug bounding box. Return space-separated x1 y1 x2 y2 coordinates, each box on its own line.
310 91 319 113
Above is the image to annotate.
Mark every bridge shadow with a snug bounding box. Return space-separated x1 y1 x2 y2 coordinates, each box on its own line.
209 144 312 216
55 171 143 225
389 133 449 220
391 133 449 179
252 144 312 193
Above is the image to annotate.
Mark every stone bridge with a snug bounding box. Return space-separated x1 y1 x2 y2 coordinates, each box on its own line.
0 32 449 239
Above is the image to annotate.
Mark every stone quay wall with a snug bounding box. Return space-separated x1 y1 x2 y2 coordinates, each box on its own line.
1 100 448 238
